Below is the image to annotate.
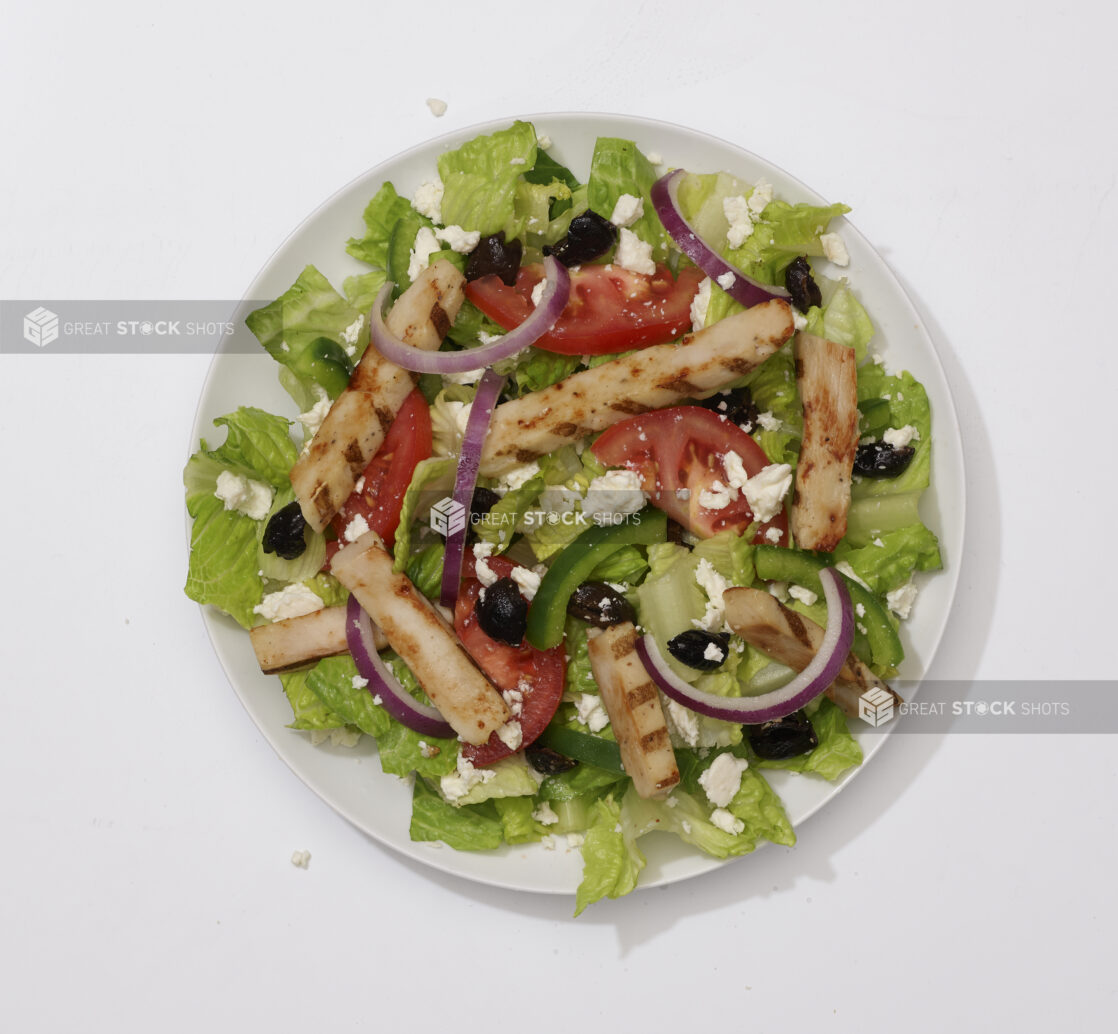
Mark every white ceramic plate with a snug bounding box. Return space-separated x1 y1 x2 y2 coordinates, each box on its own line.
190 113 965 895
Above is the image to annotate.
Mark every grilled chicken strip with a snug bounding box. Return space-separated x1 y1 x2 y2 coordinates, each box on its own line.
290 261 466 532
790 331 859 552
587 622 680 799
330 529 509 745
478 298 794 477
249 604 386 675
722 586 901 719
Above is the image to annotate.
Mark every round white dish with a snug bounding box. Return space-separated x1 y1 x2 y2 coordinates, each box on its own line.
189 113 965 895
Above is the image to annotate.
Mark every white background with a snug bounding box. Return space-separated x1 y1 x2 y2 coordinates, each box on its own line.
2 1 1115 1030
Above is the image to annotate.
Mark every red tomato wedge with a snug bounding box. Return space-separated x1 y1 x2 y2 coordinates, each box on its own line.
455 555 566 767
592 406 789 544
325 388 432 566
465 262 704 356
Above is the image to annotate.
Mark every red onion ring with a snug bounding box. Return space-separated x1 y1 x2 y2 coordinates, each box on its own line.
635 568 853 724
439 368 505 607
345 594 454 738
370 255 570 374
650 168 791 309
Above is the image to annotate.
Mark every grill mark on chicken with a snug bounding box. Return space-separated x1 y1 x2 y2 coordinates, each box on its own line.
429 302 450 340
627 681 657 708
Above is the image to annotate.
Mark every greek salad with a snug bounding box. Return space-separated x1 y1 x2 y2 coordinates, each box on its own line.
184 120 942 912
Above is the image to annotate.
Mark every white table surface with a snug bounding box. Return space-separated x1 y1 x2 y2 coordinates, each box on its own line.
3 2 1115 1030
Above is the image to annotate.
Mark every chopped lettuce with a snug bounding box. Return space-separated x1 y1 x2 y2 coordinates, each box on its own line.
245 266 365 408
183 407 299 627
410 779 505 852
575 795 646 915
832 522 942 593
586 137 669 261
346 182 415 269
438 120 538 238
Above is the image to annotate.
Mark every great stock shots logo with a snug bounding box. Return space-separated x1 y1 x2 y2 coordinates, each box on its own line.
23 307 59 348
859 686 896 727
429 497 467 538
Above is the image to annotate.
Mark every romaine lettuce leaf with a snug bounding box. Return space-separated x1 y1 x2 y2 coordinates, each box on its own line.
438 121 538 238
183 407 299 627
409 778 505 852
245 266 365 407
832 522 942 594
346 182 415 269
586 137 669 261
574 795 646 916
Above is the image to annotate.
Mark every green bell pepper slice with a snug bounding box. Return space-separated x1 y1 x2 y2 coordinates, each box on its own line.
289 336 354 398
752 544 903 675
526 508 666 650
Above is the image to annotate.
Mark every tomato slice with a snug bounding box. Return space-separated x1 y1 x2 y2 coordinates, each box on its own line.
591 406 789 544
325 388 432 566
464 262 704 356
454 556 566 767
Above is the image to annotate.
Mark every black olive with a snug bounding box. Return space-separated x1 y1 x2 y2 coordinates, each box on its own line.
746 710 819 760
470 487 500 520
566 581 636 628
695 387 760 430
261 501 307 560
666 518 687 545
784 255 822 312
526 744 579 776
853 441 916 478
475 577 528 646
666 629 732 671
543 211 618 267
467 487 501 541
465 232 523 286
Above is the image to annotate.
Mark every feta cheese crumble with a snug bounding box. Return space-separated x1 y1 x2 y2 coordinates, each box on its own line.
699 752 750 808
407 225 440 280
426 97 447 117
530 279 546 307
614 227 655 275
820 232 849 267
740 463 793 523
532 801 559 826
698 479 735 510
723 195 754 248
575 693 610 733
412 179 444 223
472 542 499 588
497 459 541 492
214 470 273 521
694 558 730 631
435 225 481 253
747 181 773 216
710 808 745 835
690 277 712 331
510 565 541 601
703 641 726 664
343 513 370 543
584 468 648 524
886 580 918 620
253 582 324 622
788 584 818 606
440 753 495 803
298 387 331 443
716 270 737 291
883 425 920 449
609 193 644 228
290 850 311 869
